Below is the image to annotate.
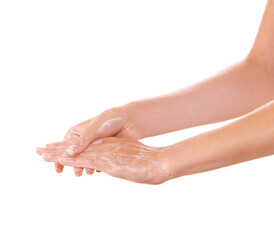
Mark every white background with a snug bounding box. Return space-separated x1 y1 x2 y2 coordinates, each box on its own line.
0 0 273 239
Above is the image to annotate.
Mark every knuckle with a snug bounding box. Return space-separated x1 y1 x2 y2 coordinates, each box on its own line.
68 126 78 135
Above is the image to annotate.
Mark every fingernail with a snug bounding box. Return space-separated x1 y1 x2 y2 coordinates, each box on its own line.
66 145 79 155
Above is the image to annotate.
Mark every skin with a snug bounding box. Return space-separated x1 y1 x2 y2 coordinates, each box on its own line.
50 107 140 176
164 100 274 179
36 0 274 183
36 99 274 184
37 138 169 184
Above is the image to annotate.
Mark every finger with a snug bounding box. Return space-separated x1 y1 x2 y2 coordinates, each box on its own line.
67 137 84 178
63 133 80 144
44 145 96 174
61 146 117 173
59 156 89 168
65 115 123 156
56 133 80 173
46 142 70 147
74 167 83 177
66 135 117 156
55 162 64 173
86 168 94 175
42 146 84 175
35 147 44 156
59 152 110 170
42 152 60 162
65 134 96 174
65 125 100 156
41 146 67 162
63 119 92 140
43 137 113 159
36 144 70 156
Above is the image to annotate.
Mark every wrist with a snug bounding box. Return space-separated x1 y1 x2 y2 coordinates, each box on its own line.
156 145 182 183
119 101 146 139
157 139 206 181
246 53 274 78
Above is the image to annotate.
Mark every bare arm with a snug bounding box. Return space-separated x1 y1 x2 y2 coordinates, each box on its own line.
124 0 274 139
38 100 274 184
163 100 274 179
38 1 274 178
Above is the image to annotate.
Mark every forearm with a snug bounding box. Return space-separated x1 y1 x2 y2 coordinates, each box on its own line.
163 100 274 179
124 59 274 138
122 0 274 139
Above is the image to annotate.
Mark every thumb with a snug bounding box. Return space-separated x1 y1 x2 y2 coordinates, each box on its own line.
66 135 97 156
66 113 125 155
65 124 100 156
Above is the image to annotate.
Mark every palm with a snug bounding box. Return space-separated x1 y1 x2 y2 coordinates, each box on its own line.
51 108 140 175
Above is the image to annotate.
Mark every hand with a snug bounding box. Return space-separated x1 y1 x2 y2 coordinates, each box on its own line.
45 106 141 176
37 137 172 184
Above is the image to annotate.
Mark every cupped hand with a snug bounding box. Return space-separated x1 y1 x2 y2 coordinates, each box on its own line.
44 106 142 176
37 137 172 184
